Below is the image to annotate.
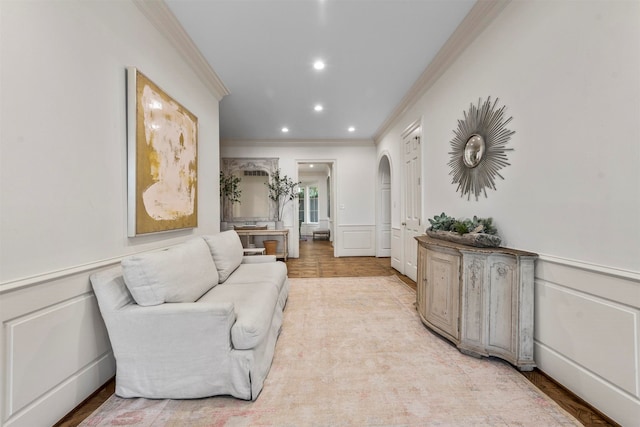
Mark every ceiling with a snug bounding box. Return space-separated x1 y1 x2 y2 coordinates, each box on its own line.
165 0 476 142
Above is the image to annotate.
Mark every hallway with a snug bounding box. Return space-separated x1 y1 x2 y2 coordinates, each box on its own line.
286 238 414 287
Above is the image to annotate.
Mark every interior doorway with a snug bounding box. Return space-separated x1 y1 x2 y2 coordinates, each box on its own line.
377 154 392 257
296 160 336 258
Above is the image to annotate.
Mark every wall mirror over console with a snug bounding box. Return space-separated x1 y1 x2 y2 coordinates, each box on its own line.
448 97 515 201
221 158 278 222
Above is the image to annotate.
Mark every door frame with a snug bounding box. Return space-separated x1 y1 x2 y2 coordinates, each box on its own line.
400 119 422 280
295 159 337 258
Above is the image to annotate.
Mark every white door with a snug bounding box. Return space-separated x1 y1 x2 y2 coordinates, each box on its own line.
402 124 421 281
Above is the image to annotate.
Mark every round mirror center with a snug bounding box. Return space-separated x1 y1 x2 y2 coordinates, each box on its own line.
463 134 485 168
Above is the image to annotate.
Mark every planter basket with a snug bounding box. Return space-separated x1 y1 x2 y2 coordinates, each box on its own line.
263 240 279 255
425 229 501 248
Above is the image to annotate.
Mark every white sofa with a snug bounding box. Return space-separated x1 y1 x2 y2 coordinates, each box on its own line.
90 230 290 401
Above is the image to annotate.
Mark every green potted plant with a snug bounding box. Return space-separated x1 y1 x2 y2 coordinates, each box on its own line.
220 171 241 229
266 168 300 229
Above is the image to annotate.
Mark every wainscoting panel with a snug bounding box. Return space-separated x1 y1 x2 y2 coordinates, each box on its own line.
380 229 391 251
534 257 640 426
391 227 402 272
336 225 375 257
1 264 117 427
7 294 110 415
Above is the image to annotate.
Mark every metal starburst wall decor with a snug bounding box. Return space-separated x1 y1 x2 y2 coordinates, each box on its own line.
448 97 515 201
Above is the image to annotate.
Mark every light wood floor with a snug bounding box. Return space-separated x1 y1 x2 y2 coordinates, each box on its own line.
55 238 617 427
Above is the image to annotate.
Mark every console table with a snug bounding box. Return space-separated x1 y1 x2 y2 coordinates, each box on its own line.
415 235 538 371
235 229 289 261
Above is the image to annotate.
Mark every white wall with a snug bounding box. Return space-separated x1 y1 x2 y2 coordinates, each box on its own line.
377 1 640 425
0 1 222 426
221 141 377 257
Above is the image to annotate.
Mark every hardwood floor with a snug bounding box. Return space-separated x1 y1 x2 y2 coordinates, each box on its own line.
56 238 617 427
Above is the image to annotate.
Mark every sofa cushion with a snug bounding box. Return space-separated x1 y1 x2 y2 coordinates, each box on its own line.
203 231 244 283
199 282 279 350
121 238 219 306
223 262 288 294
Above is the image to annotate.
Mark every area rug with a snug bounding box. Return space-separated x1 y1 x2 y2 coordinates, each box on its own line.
81 276 581 426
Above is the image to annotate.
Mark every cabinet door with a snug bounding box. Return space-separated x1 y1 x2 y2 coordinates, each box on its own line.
416 245 429 321
461 255 486 350
486 255 517 356
425 248 460 341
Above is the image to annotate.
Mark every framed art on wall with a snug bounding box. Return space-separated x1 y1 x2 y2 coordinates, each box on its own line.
126 67 198 236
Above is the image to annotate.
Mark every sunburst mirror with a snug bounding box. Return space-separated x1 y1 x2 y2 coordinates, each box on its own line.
448 97 515 200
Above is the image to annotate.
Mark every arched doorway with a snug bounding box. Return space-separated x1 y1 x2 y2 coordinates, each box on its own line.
376 154 392 257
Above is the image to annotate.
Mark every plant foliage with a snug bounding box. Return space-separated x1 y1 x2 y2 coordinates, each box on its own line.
266 168 301 221
428 212 498 236
220 171 242 204
220 171 241 220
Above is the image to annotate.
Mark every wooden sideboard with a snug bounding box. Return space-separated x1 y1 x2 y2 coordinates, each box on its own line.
234 228 289 261
415 235 538 371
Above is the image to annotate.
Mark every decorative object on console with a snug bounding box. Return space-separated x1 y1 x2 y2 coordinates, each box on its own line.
448 97 514 201
126 67 198 236
426 212 501 248
266 168 301 223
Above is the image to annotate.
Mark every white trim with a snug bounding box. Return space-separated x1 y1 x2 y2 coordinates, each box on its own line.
374 0 511 142
222 139 375 147
132 0 229 101
538 253 640 282
0 258 121 294
0 242 183 294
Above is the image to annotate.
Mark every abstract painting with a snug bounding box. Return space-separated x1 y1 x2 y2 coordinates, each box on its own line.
127 68 198 236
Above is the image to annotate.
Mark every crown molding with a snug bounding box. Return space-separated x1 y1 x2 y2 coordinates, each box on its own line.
132 0 230 101
373 0 511 142
221 139 375 148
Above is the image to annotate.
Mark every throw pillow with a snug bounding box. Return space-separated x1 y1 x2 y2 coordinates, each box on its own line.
203 230 244 283
121 238 219 306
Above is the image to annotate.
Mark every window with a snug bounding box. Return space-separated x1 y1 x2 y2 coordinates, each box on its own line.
298 187 305 223
298 185 319 224
309 186 318 223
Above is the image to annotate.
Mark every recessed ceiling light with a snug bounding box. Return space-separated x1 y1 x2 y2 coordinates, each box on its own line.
310 164 314 168
314 104 323 112
313 60 325 70
348 126 356 132
281 127 289 133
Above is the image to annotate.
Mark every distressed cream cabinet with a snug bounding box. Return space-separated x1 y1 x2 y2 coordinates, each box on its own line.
415 235 538 371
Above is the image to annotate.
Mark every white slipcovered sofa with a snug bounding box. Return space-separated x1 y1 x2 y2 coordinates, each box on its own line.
90 230 289 401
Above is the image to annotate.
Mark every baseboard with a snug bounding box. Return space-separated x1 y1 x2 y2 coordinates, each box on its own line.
535 342 639 427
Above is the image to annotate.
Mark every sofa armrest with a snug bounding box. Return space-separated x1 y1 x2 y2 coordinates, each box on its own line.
242 255 277 264
91 267 241 398
108 301 236 356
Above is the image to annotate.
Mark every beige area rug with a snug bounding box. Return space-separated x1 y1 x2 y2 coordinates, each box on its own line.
81 276 581 426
